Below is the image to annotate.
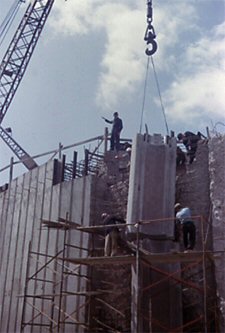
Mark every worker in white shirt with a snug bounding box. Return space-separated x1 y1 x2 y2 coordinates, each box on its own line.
174 203 196 252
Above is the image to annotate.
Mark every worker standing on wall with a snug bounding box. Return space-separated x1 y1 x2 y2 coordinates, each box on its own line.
101 213 126 256
102 112 123 151
177 131 204 164
174 203 196 252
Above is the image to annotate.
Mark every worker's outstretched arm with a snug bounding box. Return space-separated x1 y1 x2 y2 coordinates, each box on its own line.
101 116 112 124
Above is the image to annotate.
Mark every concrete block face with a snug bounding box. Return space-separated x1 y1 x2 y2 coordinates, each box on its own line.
208 136 225 331
0 161 94 332
127 133 176 235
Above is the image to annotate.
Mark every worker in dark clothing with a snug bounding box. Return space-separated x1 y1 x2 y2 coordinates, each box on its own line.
177 131 205 164
101 213 126 256
176 146 186 167
102 112 123 151
175 203 196 252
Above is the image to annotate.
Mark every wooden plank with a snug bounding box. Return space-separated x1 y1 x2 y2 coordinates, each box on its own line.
76 223 127 233
62 251 213 266
141 252 204 264
18 291 104 297
41 218 80 229
63 255 136 266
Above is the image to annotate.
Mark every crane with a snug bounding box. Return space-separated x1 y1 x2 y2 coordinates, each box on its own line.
0 0 55 170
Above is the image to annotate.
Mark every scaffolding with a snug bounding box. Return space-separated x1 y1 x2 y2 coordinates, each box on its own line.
20 215 220 332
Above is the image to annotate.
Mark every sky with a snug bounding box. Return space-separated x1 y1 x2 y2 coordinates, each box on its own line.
0 0 224 184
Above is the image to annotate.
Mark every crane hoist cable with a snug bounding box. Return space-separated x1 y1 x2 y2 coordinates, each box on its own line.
139 56 150 134
140 0 169 136
0 0 22 46
139 56 170 136
150 56 169 136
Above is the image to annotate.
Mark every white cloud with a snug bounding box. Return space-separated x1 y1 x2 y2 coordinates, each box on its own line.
165 21 225 125
153 1 198 70
50 1 95 35
49 0 225 125
95 5 145 110
50 0 147 111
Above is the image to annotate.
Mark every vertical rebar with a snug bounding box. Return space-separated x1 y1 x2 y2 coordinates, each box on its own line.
201 216 208 333
9 156 13 182
84 149 89 176
136 221 140 333
72 151 77 179
104 127 108 154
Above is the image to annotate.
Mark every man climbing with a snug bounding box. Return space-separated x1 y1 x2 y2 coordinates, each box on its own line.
176 146 186 167
177 131 204 164
174 203 196 252
102 112 123 151
101 213 126 256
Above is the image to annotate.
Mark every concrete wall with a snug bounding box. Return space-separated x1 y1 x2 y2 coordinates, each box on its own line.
176 139 222 331
0 160 93 333
176 140 211 251
175 140 215 331
1 134 224 332
126 133 181 332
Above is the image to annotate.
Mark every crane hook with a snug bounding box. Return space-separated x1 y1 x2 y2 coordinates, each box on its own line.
144 0 157 56
145 39 157 56
144 23 157 56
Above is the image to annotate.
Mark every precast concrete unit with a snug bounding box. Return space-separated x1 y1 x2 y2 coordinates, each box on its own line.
126 133 181 332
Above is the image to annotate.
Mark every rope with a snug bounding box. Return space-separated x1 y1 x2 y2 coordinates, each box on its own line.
150 56 170 136
139 56 150 134
0 0 22 47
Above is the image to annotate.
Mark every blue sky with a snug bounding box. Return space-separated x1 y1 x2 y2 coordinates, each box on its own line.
0 0 225 183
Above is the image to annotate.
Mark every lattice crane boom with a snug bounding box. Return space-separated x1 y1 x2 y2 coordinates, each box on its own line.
0 0 55 170
0 126 37 170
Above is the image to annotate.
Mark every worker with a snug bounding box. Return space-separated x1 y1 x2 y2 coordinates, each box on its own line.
101 213 126 256
176 146 186 167
177 131 203 164
102 112 123 151
174 203 196 252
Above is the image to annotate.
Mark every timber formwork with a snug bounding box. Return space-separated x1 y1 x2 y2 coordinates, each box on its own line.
20 216 220 332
